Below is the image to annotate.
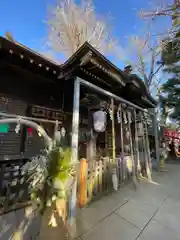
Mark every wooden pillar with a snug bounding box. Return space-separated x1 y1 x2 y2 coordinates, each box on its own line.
134 109 140 176
144 116 152 174
127 111 137 188
78 158 88 207
141 113 152 181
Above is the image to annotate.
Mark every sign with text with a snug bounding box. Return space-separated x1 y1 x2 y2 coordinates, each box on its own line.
31 105 66 121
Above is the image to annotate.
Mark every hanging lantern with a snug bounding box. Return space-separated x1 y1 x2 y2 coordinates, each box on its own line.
93 110 107 133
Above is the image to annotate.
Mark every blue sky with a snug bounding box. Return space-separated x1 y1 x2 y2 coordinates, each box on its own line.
0 1 150 51
0 0 170 68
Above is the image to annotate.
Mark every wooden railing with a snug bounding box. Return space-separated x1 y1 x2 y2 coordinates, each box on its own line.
0 156 134 215
78 156 133 208
0 158 31 213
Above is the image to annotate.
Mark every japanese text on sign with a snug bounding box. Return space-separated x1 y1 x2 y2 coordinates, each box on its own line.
31 105 66 121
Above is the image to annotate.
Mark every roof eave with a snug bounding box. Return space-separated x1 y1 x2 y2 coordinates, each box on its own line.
0 36 59 71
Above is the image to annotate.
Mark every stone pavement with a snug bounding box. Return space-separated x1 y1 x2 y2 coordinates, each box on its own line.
75 163 180 240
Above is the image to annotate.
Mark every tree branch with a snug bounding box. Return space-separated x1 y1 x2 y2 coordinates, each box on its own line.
140 2 180 19
152 64 164 79
47 0 118 58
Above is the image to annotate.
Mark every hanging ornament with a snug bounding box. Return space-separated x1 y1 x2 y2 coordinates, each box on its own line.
15 121 20 134
116 105 121 124
61 127 66 138
125 127 130 139
54 129 61 143
38 131 42 137
108 107 113 120
93 110 107 132
123 111 128 124
112 168 118 191
137 119 144 137
127 111 132 123
37 125 45 137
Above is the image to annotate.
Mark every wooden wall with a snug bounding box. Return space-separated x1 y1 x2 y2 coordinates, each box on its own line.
0 66 74 159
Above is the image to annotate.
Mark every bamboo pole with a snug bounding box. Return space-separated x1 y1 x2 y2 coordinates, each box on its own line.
133 109 140 177
111 98 118 191
151 108 160 170
141 113 152 181
127 111 137 189
119 104 125 182
111 98 116 163
0 112 62 124
144 114 152 178
122 110 129 181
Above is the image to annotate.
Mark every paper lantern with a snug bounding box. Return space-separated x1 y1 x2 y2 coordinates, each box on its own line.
93 110 106 132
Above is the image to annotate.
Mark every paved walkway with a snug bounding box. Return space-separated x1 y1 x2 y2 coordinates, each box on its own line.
75 163 180 240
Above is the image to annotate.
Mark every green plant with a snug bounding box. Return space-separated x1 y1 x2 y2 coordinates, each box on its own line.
24 146 76 214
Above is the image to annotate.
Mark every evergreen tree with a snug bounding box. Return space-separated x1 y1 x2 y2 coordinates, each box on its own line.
160 30 180 123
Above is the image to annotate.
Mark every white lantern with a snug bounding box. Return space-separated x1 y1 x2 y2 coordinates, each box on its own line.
93 110 107 132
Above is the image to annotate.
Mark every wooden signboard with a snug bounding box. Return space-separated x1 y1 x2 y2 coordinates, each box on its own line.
30 105 67 121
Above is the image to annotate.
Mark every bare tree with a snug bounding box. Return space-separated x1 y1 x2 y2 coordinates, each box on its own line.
140 0 180 19
136 0 180 93
140 0 180 41
46 0 117 59
118 32 163 95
